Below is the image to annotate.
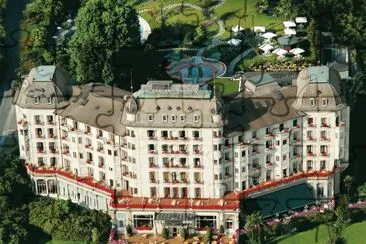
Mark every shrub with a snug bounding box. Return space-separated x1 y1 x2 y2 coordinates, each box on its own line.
219 224 225 234
162 227 169 239
126 224 132 236
205 227 212 243
180 228 187 240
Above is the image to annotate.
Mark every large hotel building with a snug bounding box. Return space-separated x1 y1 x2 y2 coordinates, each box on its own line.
15 65 349 235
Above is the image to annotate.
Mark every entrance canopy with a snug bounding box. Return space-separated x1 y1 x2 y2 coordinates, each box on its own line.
242 183 316 218
155 212 195 225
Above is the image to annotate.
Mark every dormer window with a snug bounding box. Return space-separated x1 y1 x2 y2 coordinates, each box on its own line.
194 114 200 122
171 115 176 122
322 98 327 106
148 114 154 122
47 96 52 104
309 98 315 106
34 96 40 104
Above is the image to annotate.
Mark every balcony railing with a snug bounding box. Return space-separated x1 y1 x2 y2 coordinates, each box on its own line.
308 123 315 128
148 150 157 154
193 137 202 141
265 133 274 138
162 150 187 155
48 134 56 139
149 163 157 168
265 162 273 166
307 152 315 157
307 136 315 141
50 148 56 154
321 123 330 128
193 150 202 155
321 152 329 157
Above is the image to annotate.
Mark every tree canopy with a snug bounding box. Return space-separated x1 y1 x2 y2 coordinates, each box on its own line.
69 0 140 84
0 152 111 243
20 0 67 73
0 0 7 70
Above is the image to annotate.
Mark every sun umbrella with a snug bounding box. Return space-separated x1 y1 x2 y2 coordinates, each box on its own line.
290 48 305 55
272 48 288 56
284 28 296 36
253 26 266 33
283 21 296 28
261 32 277 39
227 38 242 46
232 25 244 33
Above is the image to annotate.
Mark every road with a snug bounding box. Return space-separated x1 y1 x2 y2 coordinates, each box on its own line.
0 0 29 151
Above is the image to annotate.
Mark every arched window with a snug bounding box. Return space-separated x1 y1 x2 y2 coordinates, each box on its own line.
309 98 315 106
322 98 328 106
37 179 47 194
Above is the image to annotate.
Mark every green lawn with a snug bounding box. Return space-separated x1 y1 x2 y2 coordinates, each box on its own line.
274 221 366 244
132 0 284 41
214 0 284 39
209 78 240 97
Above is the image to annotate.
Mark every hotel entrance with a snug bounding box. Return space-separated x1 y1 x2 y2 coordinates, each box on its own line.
155 212 194 236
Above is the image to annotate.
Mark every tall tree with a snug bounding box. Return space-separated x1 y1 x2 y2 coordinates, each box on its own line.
343 175 354 198
246 211 265 244
69 0 140 84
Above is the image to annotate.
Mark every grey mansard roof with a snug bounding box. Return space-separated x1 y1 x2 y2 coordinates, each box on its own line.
225 86 305 136
292 66 346 111
56 83 131 135
15 66 72 109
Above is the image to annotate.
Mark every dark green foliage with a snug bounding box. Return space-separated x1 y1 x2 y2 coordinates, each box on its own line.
180 228 187 240
162 227 169 239
219 224 225 234
205 227 212 243
28 197 111 242
20 0 68 73
0 0 7 71
69 0 140 84
357 182 366 200
126 224 132 236
0 152 32 243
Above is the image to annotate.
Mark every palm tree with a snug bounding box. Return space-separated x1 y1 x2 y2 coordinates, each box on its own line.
343 175 354 198
246 211 265 244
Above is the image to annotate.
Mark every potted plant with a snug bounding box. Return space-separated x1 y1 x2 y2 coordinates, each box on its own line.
219 224 225 234
205 227 212 243
126 224 133 237
162 227 169 239
180 228 187 240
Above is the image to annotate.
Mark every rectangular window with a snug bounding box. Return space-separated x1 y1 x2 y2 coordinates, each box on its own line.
180 115 186 122
196 216 217 228
293 119 298 127
308 118 313 125
133 215 153 228
171 115 176 122
162 115 167 122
